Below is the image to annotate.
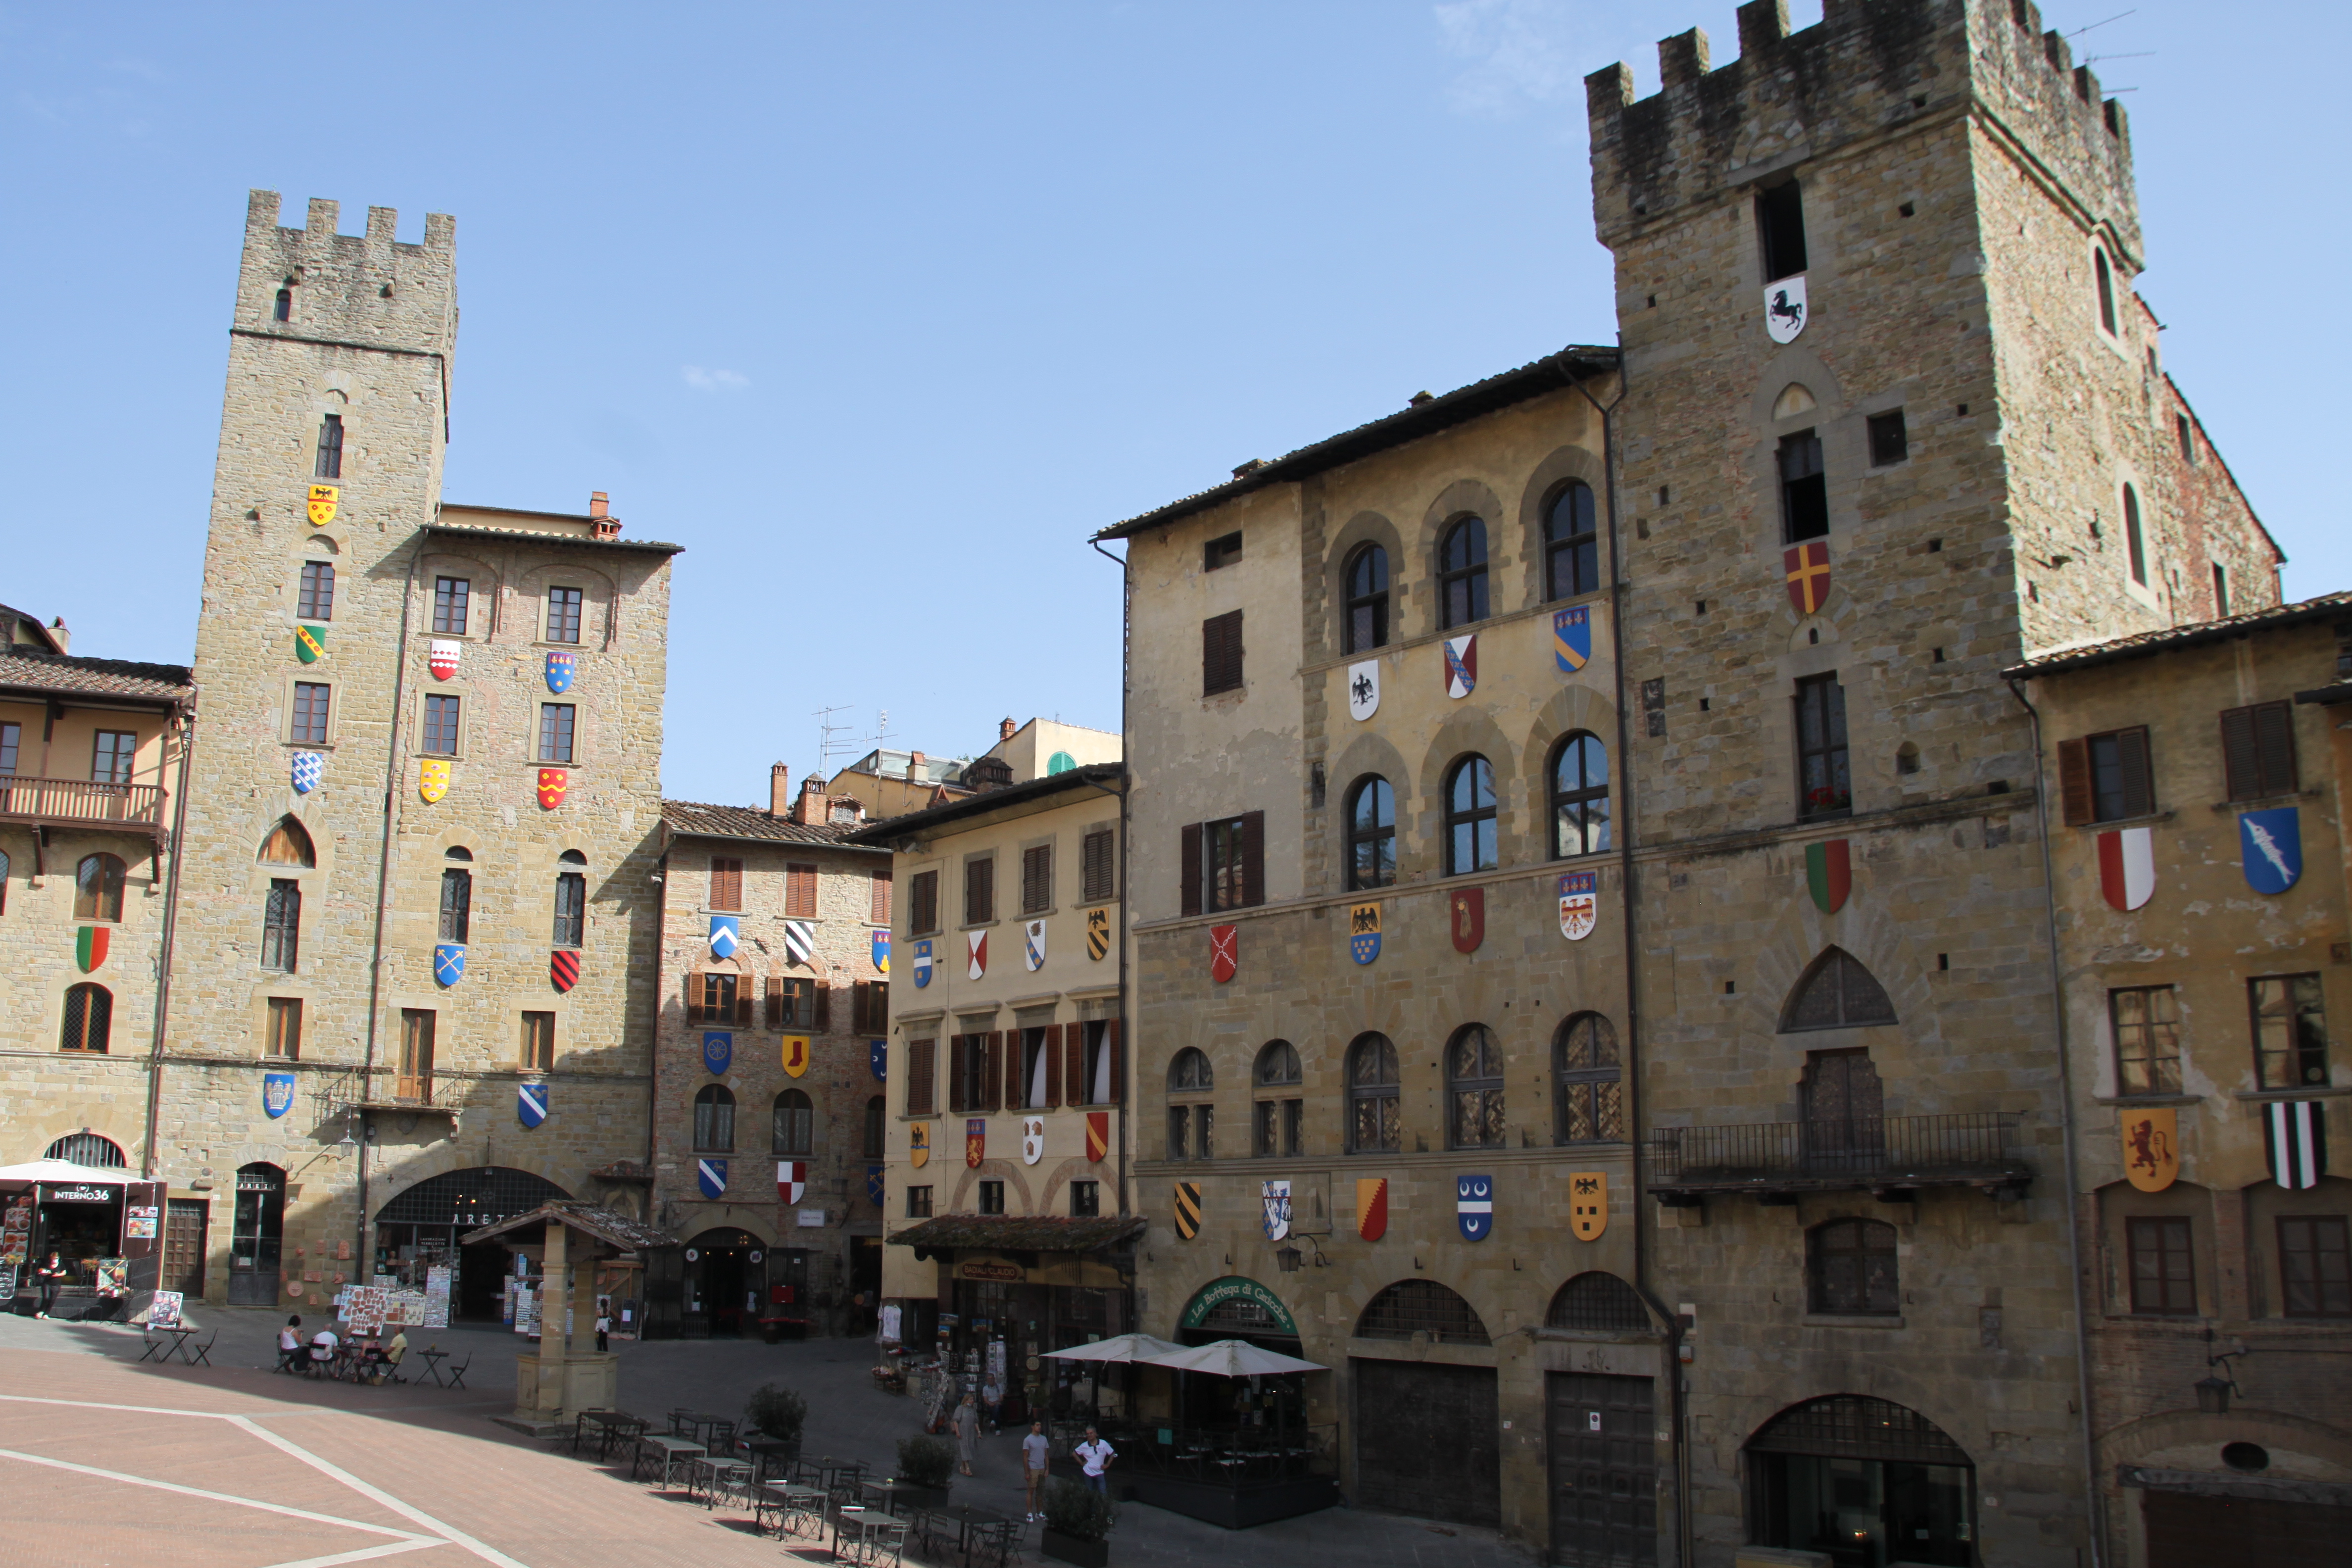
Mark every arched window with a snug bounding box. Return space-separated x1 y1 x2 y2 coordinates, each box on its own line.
2122 483 2148 586
772 1088 812 1155
439 866 471 943
297 560 335 622
1545 482 1599 600
1357 1279 1491 1345
1781 947 1897 1031
75 854 125 922
1547 1271 1650 1332
1346 1033 1400 1153
693 1085 735 1152
1808 1218 1899 1314
1346 776 1395 890
315 413 343 480
273 288 292 322
1167 1047 1213 1160
1445 755 1497 875
553 853 587 948
1438 517 1489 629
61 983 111 1053
1254 1040 1302 1158
1550 733 1610 858
445 844 473 861
1555 1013 1623 1142
863 1095 886 1160
259 817 315 866
1745 1396 1973 1561
1447 1025 1505 1149
45 1132 127 1168
2094 246 2117 335
1344 543 1389 652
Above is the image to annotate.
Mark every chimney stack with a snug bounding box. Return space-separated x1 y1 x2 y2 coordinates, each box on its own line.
907 750 926 781
999 717 1017 742
791 774 827 826
588 492 609 518
769 763 790 817
47 617 69 654
588 491 622 539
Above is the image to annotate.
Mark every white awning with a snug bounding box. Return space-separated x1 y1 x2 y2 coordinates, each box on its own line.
1040 1333 1186 1364
0 1159 138 1187
1137 1338 1328 1377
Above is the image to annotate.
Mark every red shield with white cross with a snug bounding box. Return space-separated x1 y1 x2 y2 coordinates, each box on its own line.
1209 924 1238 983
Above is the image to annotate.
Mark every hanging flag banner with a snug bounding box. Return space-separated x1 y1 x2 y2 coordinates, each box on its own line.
1086 1111 1110 1164
2098 827 2156 912
697 1159 728 1199
1347 659 1380 720
1209 924 1238 983
428 639 460 681
2265 1100 2328 1190
1764 274 1809 342
967 930 987 980
1784 541 1831 615
291 752 324 794
1086 907 1112 962
550 949 580 993
544 652 575 694
307 485 338 526
1569 1172 1608 1241
1024 919 1046 972
965 1118 986 1168
1451 887 1484 954
517 1082 549 1129
2240 808 2302 895
871 929 890 974
866 1166 885 1206
870 1041 888 1081
433 944 465 987
1560 873 1597 941
1356 1177 1388 1242
75 927 109 974
1022 1117 1045 1166
913 939 933 988
294 625 328 664
263 1073 297 1120
783 920 814 967
418 758 449 804
777 1161 808 1205
2120 1107 2178 1192
708 916 739 960
702 1031 733 1077
909 1124 930 1168
782 1035 810 1078
1553 606 1592 674
1457 1174 1494 1241
1261 1178 1292 1241
1444 634 1477 699
1806 839 1852 914
1349 903 1381 966
1173 1182 1202 1241
536 767 569 810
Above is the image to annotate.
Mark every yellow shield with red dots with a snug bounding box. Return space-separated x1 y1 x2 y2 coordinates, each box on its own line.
537 767 568 810
1569 1172 1608 1241
307 485 338 526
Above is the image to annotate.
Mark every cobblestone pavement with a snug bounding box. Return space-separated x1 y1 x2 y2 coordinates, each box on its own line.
0 1309 1537 1568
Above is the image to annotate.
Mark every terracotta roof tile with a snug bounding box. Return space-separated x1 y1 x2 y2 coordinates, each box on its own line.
2006 589 2352 679
661 799 884 848
0 648 194 703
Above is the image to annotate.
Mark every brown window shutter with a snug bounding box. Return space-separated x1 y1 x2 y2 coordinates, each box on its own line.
2117 726 2154 818
2057 738 2092 827
1004 1030 1024 1108
686 973 704 1025
948 1036 967 1113
2220 707 2258 800
1043 1024 1064 1107
815 982 832 1032
2256 702 2297 797
1180 823 1203 917
873 979 888 1033
764 976 783 1029
984 1031 1004 1112
735 984 753 1027
1240 809 1266 908
1066 1025 1089 1106
871 868 892 925
1106 1019 1125 1101
910 1038 935 1116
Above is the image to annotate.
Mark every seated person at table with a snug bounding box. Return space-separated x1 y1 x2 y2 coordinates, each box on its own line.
309 1326 339 1375
384 1328 409 1383
276 1315 304 1373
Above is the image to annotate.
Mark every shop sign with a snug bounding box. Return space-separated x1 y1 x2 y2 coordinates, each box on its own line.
958 1258 1025 1283
1177 1275 1298 1335
42 1185 117 1205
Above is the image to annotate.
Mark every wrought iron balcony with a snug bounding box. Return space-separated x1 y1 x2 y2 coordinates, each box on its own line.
1647 1112 2030 1200
0 775 167 836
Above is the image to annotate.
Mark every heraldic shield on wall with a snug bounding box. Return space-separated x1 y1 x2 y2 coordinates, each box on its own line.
76 927 109 973
912 939 933 987
697 1158 727 1199
263 1072 296 1119
1356 1177 1388 1242
2241 807 2302 894
1262 1178 1292 1240
778 1161 808 1204
1086 1111 1110 1163
537 767 569 811
1444 634 1477 699
1086 907 1111 962
2121 1107 2177 1192
307 485 338 526
1349 903 1381 965
550 949 580 993
1209 923 1238 983
1764 273 1808 342
544 651 575 693
418 758 449 804
429 638 460 680
1553 605 1591 674
909 1124 930 1168
291 751 323 794
1348 658 1380 720
1559 873 1596 941
1569 1172 1608 1240
517 1082 550 1129
967 930 987 981
1022 1117 1045 1165
2100 826 2156 911
966 1118 986 1168
1173 1181 1201 1240
1457 1174 1494 1240
702 1031 733 1076
433 943 465 987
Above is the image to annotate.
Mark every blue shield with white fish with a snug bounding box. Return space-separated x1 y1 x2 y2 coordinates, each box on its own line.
517 1082 549 1128
291 751 323 794
708 915 739 960
871 1040 888 1081
703 1031 733 1076
913 939 932 988
697 1158 728 1199
544 651 575 694
263 1073 296 1119
1457 1174 1494 1241
2240 807 2302 895
433 943 465 987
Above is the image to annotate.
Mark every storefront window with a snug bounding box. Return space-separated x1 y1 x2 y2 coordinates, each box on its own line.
1746 1395 1974 1566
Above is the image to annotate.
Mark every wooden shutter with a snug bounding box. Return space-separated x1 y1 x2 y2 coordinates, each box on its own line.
2257 703 2297 796
1180 823 1203 917
734 981 753 1027
1203 610 1243 695
710 857 742 911
968 858 993 926
786 862 817 917
1082 828 1114 902
2057 738 2092 827
764 976 783 1029
2117 726 2154 818
984 1031 1005 1112
948 1036 968 1112
909 1039 935 1116
1004 1030 1023 1108
814 982 832 1032
911 870 936 935
1066 1025 1089 1106
1106 1019 1125 1101
871 868 892 924
1043 1024 1064 1107
1240 809 1266 908
2221 706 2259 800
686 972 704 1025
872 979 888 1032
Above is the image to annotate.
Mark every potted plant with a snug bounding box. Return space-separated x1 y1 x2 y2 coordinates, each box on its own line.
893 1435 956 1508
742 1383 807 1469
1040 1476 1116 1568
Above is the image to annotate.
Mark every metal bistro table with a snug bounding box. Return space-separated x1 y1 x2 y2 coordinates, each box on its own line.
689 1453 752 1510
756 1480 828 1539
671 1409 734 1446
918 1504 1011 1568
634 1433 705 1491
741 1435 799 1483
859 1479 931 1518
575 1409 648 1462
135 1326 197 1364
415 1347 450 1386
832 1503 892 1566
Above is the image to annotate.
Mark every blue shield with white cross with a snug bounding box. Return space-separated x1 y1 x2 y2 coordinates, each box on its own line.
703 1031 733 1076
291 751 324 794
708 915 739 960
433 943 465 987
1457 1174 1494 1241
517 1082 549 1128
697 1158 728 1199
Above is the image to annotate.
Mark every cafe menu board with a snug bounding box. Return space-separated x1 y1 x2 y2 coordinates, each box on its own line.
94 1258 129 1296
125 1205 160 1241
2 1196 30 1267
149 1291 183 1329
424 1266 451 1328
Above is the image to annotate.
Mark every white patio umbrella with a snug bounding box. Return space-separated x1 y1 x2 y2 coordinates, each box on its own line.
1041 1332 1186 1364
0 1159 136 1185
1139 1338 1327 1377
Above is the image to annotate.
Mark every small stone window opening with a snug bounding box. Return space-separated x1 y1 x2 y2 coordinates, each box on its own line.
2122 484 2149 586
274 288 293 322
2177 413 2198 466
1203 531 1242 572
1898 200 1915 218
1896 741 1921 776
2095 246 2118 336
2212 563 2231 616
1758 179 1808 283
314 414 343 480
1866 410 1908 467
1779 430 1827 543
1809 1219 1900 1315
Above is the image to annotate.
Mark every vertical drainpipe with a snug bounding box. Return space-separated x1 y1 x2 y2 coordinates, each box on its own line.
141 698 198 1181
1558 346 1690 1568
1090 536 1133 1339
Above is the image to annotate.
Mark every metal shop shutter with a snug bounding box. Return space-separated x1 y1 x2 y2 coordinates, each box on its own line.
1351 1358 1500 1527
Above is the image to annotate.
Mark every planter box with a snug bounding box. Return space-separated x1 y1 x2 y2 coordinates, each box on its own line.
894 1483 952 1509
1040 1529 1109 1568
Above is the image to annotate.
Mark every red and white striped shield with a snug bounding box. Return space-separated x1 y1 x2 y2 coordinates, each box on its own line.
777 1160 808 1205
2097 826 2155 911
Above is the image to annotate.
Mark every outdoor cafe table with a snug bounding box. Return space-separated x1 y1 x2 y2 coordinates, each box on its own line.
672 1410 734 1446
574 1409 647 1461
832 1504 890 1565
915 1504 1010 1568
689 1454 751 1510
758 1481 828 1538
741 1435 798 1481
799 1455 864 1493
415 1347 450 1386
635 1434 705 1491
136 1326 196 1364
859 1479 930 1517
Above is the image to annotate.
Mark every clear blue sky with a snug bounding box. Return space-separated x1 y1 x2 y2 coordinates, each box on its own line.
4 2 2340 806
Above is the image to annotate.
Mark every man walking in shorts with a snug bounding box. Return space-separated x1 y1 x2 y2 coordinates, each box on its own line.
1022 1421 1051 1520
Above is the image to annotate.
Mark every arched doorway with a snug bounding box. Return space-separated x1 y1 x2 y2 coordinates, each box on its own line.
1745 1394 1975 1565
374 1167 570 1321
1173 1276 1311 1438
228 1164 286 1306
682 1226 767 1338
1351 1281 1498 1527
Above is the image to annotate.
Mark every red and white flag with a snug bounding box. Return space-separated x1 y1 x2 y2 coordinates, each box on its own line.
2097 826 2155 911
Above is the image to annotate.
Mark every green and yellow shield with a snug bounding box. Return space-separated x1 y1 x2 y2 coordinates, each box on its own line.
294 625 327 664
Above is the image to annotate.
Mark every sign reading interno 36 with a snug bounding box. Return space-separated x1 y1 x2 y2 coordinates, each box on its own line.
1177 1275 1298 1335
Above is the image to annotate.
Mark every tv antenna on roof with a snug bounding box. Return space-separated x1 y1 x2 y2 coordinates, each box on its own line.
814 705 853 776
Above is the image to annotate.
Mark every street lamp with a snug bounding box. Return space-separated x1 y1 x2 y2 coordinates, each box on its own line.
2197 1325 2245 1414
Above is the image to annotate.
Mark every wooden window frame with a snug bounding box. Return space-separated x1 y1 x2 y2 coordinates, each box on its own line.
692 1084 736 1153
2220 701 2297 801
1346 1032 1401 1154
1808 1218 1900 1315
75 853 126 922
261 878 301 972
297 560 336 622
977 1179 1006 1216
1343 543 1389 653
90 730 137 786
2110 984 2182 1097
396 1008 435 1101
265 997 302 1061
906 1038 936 1116
909 869 940 936
553 870 586 948
431 576 471 636
522 1011 555 1072
1202 609 1244 696
708 857 743 913
545 586 585 645
1551 733 1611 859
1555 1012 1624 1143
2125 1214 2197 1315
2278 1215 2352 1319
905 1185 934 1219
1795 674 1851 818
2058 727 2154 825
438 868 471 943
869 868 893 925
1447 1024 1506 1150
2250 973 2329 1092
420 693 461 757
60 983 112 1054
537 702 576 764
1437 516 1490 629
291 682 332 746
1544 482 1600 601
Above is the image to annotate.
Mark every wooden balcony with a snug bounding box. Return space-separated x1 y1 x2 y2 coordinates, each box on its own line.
1647 1112 2031 1202
0 776 167 838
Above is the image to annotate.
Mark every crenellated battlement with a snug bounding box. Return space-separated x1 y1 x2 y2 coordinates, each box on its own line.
233 189 458 356
1586 0 2140 263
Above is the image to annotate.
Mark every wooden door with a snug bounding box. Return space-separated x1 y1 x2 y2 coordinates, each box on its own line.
1801 1049 1884 1173
1548 1372 1658 1567
163 1199 208 1296
1352 1359 1500 1527
2145 1489 2339 1568
397 1009 436 1101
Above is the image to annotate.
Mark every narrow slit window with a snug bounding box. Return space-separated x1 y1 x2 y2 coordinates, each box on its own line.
1758 180 1808 282
314 414 343 480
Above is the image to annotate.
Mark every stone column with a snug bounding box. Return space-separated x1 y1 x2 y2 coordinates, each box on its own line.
537 1222 569 1422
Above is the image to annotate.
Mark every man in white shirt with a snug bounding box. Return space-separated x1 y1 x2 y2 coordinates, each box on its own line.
309 1326 339 1376
1074 1426 1115 1495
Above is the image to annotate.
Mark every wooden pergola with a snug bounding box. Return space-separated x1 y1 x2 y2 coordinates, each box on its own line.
462 1200 680 1431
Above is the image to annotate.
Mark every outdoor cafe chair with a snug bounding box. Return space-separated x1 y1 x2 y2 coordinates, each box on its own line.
968 1518 1022 1568
442 1352 470 1390
862 1518 911 1568
186 1328 215 1368
666 1406 695 1436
